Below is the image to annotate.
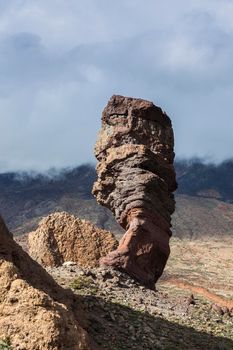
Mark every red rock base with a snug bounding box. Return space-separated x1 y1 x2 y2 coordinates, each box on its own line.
100 209 171 289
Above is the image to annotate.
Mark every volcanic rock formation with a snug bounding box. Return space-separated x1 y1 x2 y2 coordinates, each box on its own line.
92 95 177 289
0 215 96 350
28 212 118 268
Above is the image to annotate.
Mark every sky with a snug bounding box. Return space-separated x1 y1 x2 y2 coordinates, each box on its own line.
0 0 233 172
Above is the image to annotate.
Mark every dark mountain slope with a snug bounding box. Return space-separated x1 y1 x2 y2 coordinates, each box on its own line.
176 159 233 202
0 160 233 238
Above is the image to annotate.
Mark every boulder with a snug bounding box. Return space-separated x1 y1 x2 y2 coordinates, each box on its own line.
28 211 118 267
0 215 97 350
93 95 177 289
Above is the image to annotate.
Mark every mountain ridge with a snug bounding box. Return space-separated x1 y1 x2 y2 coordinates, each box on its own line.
1 159 233 238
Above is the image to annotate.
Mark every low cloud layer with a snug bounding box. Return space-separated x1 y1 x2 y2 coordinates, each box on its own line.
1 0 233 172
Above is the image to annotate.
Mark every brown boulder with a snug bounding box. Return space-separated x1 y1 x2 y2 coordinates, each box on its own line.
0 215 97 350
28 211 118 267
92 95 177 289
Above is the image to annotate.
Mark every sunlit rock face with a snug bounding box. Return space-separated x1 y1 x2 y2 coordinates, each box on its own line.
28 211 118 268
0 215 96 350
93 95 177 289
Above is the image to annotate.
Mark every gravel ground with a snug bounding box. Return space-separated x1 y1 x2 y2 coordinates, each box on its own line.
46 264 233 350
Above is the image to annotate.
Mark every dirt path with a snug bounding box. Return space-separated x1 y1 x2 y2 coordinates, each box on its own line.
163 278 233 309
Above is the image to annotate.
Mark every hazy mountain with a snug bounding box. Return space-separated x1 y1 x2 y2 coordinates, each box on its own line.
0 159 233 239
175 158 233 202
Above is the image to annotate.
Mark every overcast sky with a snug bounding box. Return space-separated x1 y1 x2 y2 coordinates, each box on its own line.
0 0 233 172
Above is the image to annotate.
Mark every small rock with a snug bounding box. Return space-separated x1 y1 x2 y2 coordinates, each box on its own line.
221 306 230 315
109 312 115 321
62 261 76 267
187 294 195 305
129 325 135 333
212 304 224 315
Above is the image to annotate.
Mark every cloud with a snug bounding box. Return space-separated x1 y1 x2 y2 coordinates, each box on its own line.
0 0 233 172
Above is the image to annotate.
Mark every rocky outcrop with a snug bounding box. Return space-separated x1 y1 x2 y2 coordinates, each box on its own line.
28 212 118 268
0 215 97 350
92 95 177 289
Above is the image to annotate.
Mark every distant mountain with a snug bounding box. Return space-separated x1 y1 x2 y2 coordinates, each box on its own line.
175 159 233 202
0 165 122 236
0 159 233 239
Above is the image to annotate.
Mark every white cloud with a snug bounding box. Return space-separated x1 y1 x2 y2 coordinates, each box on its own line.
0 0 233 172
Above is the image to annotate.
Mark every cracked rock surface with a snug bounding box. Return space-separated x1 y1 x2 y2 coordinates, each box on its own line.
28 211 118 268
93 95 177 288
0 216 97 350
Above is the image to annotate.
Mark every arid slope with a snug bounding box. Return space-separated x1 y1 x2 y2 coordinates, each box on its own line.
1 161 233 239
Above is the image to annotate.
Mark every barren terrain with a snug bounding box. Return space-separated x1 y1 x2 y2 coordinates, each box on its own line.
40 236 233 350
160 236 233 302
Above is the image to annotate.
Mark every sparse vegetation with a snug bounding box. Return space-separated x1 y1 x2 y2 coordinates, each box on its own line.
0 338 12 350
69 276 98 295
70 276 93 289
50 259 233 350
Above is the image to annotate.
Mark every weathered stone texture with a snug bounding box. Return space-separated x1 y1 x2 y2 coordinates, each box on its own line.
0 216 97 350
93 95 177 288
28 211 117 268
